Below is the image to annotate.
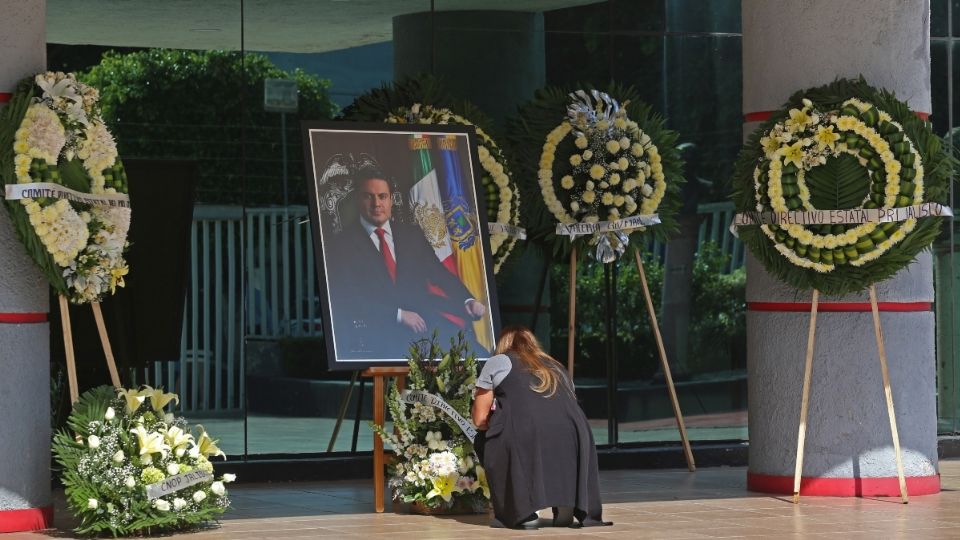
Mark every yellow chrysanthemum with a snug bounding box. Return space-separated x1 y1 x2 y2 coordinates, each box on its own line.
589 164 605 180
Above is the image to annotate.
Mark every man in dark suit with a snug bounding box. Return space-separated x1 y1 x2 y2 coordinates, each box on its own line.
325 169 487 360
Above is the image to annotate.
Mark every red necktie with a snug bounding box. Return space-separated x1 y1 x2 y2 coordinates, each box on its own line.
375 227 396 283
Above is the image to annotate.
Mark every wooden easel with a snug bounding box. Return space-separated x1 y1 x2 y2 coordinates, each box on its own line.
565 248 696 472
791 286 908 504
59 294 122 403
364 366 409 513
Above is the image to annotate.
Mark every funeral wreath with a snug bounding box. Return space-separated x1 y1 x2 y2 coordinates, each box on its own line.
732 78 955 294
0 72 130 303
511 84 683 262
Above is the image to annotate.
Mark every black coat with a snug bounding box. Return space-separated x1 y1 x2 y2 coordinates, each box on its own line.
478 354 609 528
325 219 479 359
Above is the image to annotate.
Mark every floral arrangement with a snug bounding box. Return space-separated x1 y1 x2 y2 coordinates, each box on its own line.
52 385 234 536
371 333 490 512
0 72 130 303
342 76 522 273
732 78 954 294
510 84 683 262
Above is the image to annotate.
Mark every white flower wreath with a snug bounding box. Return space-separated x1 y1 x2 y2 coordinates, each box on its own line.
535 91 667 261
7 72 131 303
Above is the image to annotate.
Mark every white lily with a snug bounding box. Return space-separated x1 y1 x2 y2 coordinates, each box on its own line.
141 385 179 412
117 388 146 414
65 99 89 126
131 424 170 457
35 74 80 104
194 426 225 459
164 426 194 452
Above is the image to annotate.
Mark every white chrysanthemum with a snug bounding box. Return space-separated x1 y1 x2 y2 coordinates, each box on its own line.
77 122 118 192
427 451 459 478
22 104 66 163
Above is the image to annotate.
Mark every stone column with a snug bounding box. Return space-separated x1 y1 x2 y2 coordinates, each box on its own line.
743 0 938 496
0 0 52 533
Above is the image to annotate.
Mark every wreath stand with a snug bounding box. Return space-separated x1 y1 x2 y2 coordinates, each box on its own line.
791 286 908 504
565 246 696 472
59 294 122 403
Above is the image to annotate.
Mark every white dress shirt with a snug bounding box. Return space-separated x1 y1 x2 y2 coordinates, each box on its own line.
360 217 396 262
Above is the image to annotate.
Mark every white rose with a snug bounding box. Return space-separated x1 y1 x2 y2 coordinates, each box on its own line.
222 473 236 483
211 481 226 496
125 476 136 488
87 498 98 510
104 407 116 421
112 450 125 463
193 491 207 503
154 499 171 512
166 463 180 476
173 498 187 511
141 454 153 465
87 435 100 449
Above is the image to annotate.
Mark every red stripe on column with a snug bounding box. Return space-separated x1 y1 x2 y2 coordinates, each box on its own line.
0 312 48 323
748 471 940 497
744 111 773 122
0 92 11 103
748 301 931 313
745 110 931 122
0 506 53 533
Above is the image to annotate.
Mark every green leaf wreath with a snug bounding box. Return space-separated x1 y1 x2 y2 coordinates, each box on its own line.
370 332 489 512
0 72 131 304
507 82 684 262
52 385 234 536
341 75 522 273
731 77 955 295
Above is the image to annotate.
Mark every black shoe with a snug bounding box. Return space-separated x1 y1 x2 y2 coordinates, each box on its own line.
490 514 540 529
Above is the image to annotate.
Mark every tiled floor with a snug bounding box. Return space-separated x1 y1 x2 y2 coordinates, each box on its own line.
9 460 960 539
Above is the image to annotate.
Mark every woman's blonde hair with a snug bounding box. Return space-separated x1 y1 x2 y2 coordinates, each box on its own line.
496 326 566 397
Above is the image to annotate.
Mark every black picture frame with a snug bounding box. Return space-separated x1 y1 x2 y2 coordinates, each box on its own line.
302 121 501 370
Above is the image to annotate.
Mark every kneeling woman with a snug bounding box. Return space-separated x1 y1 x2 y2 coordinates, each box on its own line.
472 326 611 529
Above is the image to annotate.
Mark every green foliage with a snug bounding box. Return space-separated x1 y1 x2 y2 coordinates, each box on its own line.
687 244 746 374
731 77 957 295
507 82 685 264
79 49 338 204
550 243 745 378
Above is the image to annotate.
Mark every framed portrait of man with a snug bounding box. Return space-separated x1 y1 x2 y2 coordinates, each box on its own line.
302 122 501 370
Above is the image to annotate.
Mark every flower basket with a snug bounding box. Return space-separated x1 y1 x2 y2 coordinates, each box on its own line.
370 333 491 514
51 385 234 536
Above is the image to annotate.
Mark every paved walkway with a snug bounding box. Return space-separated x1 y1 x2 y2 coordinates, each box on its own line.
9 460 960 539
